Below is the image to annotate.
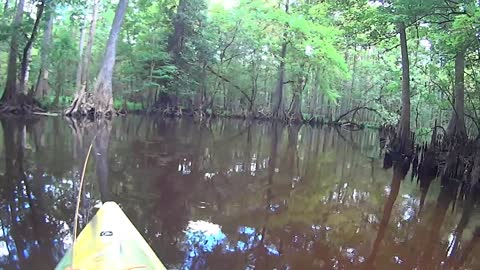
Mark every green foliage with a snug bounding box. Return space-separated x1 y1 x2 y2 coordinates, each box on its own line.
0 0 478 132
113 99 143 111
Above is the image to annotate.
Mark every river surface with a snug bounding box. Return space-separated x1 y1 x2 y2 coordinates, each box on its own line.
0 116 478 270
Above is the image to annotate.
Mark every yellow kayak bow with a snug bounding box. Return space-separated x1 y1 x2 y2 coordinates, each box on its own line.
56 201 166 270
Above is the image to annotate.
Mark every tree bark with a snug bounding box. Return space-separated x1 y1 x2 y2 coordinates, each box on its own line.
1 0 25 103
19 1 45 95
288 78 304 123
271 0 289 120
447 49 467 140
92 0 128 115
271 42 287 118
75 14 88 91
81 0 99 89
65 0 100 117
398 22 412 155
34 4 55 98
168 0 187 64
350 49 358 92
19 46 32 95
309 71 319 117
248 54 258 117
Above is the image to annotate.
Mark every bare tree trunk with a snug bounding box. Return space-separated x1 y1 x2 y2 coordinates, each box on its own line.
289 92 302 121
271 0 289 120
19 1 45 95
309 71 319 116
350 49 358 92
93 0 128 116
194 62 208 115
65 0 99 116
447 49 467 140
19 48 32 95
53 69 63 106
288 77 305 123
398 22 411 155
1 0 25 103
81 0 99 89
272 42 287 119
3 0 8 13
75 15 88 90
248 55 258 117
34 6 55 98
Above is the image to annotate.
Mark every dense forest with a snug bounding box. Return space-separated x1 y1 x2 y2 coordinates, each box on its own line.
0 1 480 144
0 0 478 127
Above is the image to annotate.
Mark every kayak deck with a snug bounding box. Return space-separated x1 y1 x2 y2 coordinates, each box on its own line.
56 201 166 270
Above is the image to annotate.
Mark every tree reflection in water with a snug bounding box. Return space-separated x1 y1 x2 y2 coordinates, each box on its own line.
0 116 478 270
0 118 77 270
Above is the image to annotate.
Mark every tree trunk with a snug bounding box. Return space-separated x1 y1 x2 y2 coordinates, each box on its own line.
168 0 187 64
248 56 258 118
271 43 287 119
271 0 289 120
350 49 358 92
397 22 412 155
3 0 8 13
194 62 208 115
65 0 100 117
53 70 63 107
92 0 128 116
34 6 54 98
309 71 319 117
447 49 467 140
81 0 99 89
288 79 304 123
222 82 227 111
75 14 88 90
1 0 25 103
19 1 45 95
19 47 32 95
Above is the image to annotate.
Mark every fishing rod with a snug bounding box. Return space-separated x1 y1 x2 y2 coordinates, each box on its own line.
73 134 96 242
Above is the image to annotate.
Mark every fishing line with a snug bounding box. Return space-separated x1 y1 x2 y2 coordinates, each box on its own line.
73 134 97 242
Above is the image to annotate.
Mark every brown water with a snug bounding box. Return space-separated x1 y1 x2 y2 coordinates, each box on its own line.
0 116 478 270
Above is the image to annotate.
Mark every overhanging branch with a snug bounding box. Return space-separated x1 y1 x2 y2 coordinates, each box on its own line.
206 65 253 104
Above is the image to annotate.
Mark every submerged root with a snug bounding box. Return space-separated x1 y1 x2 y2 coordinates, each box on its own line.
0 94 46 115
65 87 116 119
65 86 95 118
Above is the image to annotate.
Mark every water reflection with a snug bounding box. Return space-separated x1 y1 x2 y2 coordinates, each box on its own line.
364 161 409 269
0 118 75 270
0 116 478 270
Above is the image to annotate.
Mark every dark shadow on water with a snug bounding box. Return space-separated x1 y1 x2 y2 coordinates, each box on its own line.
363 158 410 269
94 120 113 202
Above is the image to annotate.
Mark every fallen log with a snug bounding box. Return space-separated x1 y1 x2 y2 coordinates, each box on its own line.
334 106 383 123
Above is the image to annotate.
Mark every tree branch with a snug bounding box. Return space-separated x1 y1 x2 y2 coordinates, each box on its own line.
206 65 252 104
220 21 240 62
335 106 382 123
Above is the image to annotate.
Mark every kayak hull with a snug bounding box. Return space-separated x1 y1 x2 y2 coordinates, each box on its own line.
56 201 166 270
